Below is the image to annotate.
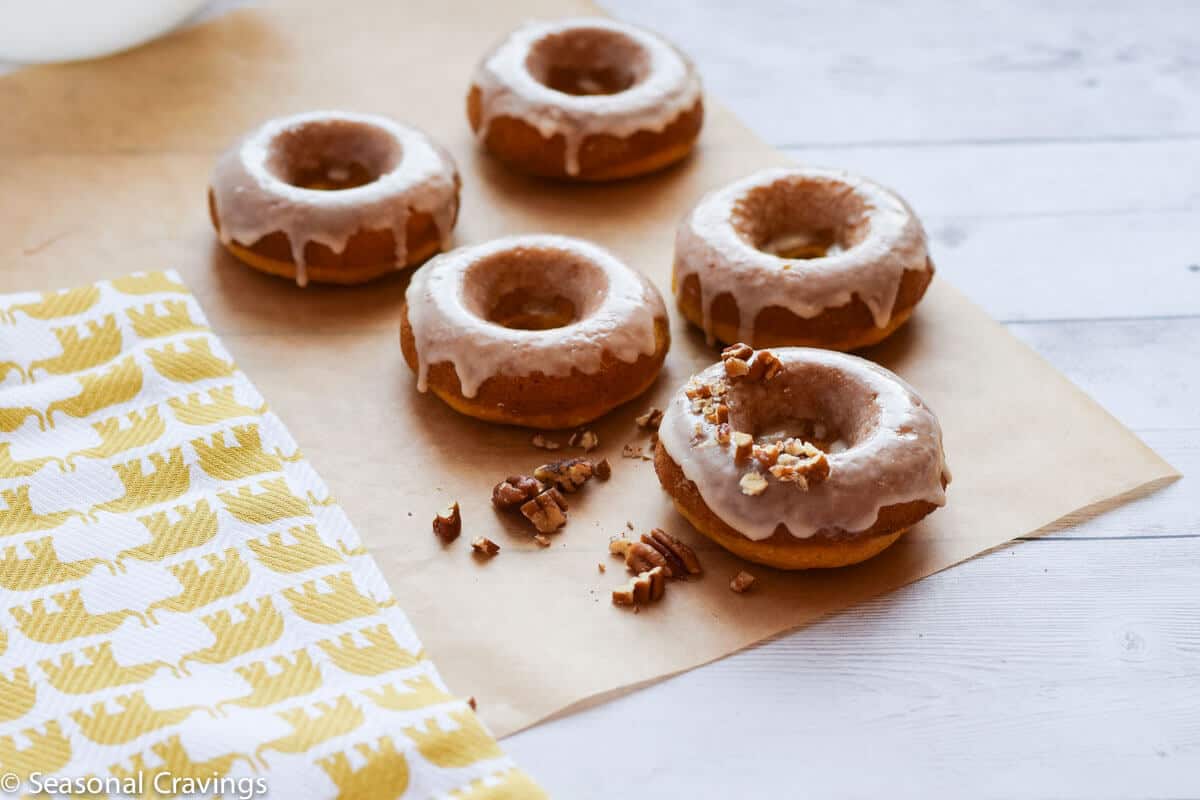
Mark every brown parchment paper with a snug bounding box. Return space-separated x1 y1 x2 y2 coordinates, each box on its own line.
0 0 1178 738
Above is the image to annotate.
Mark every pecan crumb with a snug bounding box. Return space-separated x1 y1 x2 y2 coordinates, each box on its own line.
593 458 612 481
621 443 644 460
636 407 664 431
729 570 756 593
471 537 499 557
467 696 477 711
432 502 462 543
769 440 830 489
530 433 560 450
721 342 753 361
609 537 632 557
532 534 551 548
492 475 543 510
598 562 606 574
740 471 768 496
520 487 568 533
612 566 667 607
723 356 751 379
569 428 599 452
534 457 594 492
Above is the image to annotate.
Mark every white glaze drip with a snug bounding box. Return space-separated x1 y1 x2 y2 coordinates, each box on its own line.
658 348 950 541
471 17 702 176
405 234 666 398
210 111 459 287
674 167 931 343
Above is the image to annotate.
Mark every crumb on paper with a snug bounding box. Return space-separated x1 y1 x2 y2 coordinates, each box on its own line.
730 570 756 593
533 533 551 548
593 457 612 480
531 433 560 450
467 696 477 711
622 443 644 459
471 537 499 557
598 562 606 574
569 428 600 452
636 407 663 431
533 457 594 492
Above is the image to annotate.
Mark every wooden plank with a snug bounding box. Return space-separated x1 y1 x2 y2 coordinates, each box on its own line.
506 536 1200 799
604 0 1200 147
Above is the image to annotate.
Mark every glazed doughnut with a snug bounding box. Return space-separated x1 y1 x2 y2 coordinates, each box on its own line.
209 111 461 287
467 17 703 181
655 345 950 569
400 235 670 429
674 167 934 351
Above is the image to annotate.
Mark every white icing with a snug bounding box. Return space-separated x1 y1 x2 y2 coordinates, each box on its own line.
658 348 950 541
210 111 459 287
471 17 702 176
674 167 931 343
405 234 666 398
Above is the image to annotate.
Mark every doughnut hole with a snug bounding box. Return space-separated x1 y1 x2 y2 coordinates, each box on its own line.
266 117 402 191
524 27 652 96
462 245 609 331
725 360 881 455
732 174 873 260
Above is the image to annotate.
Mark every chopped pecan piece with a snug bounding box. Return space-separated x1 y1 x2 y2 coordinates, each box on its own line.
643 529 702 577
593 457 612 480
612 566 667 607
432 502 462 543
598 562 606 574
520 487 568 533
471 537 499 557
532 534 551 548
492 475 543 511
685 380 713 400
740 471 768 496
769 442 830 489
621 443 644 459
715 423 732 445
732 431 754 464
729 570 756 593
636 407 664 431
749 350 783 381
721 342 753 361
623 540 671 575
534 457 594 492
723 356 751 379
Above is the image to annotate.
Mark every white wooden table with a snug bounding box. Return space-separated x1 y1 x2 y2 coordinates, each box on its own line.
8 2 1198 797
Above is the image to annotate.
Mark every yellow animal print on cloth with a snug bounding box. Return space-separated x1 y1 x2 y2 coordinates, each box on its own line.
40 642 178 695
91 446 189 517
28 315 123 379
0 720 72 777
118 498 218 564
317 738 409 800
179 598 284 670
0 485 82 538
403 710 504 769
0 442 61 478
247 525 344 574
110 735 253 794
193 423 282 481
364 676 454 712
146 337 235 383
0 273 542 797
219 477 310 525
46 354 142 424
450 769 549 800
0 667 37 723
317 624 425 677
66 406 166 467
168 385 262 426
147 549 251 621
283 572 382 626
71 690 207 747
0 536 112 591
11 590 145 644
2 285 99 323
216 650 324 713
256 696 364 764
110 272 188 296
0 403 44 433
126 300 203 340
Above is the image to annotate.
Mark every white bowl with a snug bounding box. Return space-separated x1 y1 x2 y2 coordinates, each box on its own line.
0 0 210 63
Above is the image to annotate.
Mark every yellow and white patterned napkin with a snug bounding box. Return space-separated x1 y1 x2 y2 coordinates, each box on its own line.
0 272 544 799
